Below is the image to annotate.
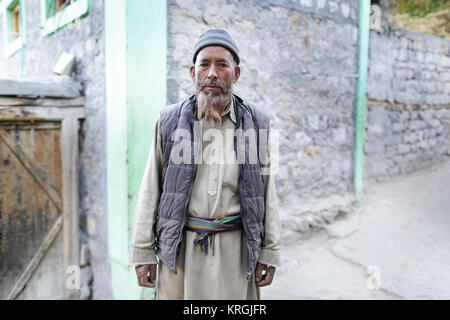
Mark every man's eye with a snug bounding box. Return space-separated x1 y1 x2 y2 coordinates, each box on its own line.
219 64 227 67
200 63 208 67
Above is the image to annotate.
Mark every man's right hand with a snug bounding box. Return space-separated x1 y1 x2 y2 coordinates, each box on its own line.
135 264 157 288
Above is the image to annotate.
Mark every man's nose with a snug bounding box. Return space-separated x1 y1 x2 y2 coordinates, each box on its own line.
207 65 218 79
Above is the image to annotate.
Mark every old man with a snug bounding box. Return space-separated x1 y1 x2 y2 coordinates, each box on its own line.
128 29 281 300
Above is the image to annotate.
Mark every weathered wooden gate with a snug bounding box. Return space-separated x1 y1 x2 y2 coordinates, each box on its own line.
0 77 84 299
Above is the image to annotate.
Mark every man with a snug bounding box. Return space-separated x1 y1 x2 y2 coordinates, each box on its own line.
128 29 281 300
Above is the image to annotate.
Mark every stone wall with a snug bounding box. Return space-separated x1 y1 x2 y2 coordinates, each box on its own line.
365 7 450 181
0 0 109 299
167 0 361 240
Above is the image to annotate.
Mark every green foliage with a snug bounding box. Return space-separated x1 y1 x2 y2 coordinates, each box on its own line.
392 0 450 17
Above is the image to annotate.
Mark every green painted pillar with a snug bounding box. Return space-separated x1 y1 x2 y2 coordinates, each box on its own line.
105 0 167 299
353 0 371 204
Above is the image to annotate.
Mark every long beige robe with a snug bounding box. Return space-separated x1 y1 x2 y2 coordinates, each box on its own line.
128 98 281 300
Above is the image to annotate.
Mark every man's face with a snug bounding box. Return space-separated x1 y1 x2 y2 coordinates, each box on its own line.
190 46 240 99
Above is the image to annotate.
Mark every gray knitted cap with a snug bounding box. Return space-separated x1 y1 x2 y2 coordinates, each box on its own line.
193 29 240 65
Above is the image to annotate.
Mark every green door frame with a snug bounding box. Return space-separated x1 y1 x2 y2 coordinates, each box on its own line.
105 0 167 299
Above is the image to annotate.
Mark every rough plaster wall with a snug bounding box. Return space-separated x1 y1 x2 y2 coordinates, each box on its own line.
167 0 360 238
0 0 111 299
365 6 450 181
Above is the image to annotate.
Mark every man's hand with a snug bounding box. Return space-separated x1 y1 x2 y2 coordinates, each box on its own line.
135 264 157 288
255 262 276 287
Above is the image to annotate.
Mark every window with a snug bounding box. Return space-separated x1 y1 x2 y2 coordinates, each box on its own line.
45 0 71 18
12 3 19 39
0 0 26 58
55 0 70 14
40 0 89 36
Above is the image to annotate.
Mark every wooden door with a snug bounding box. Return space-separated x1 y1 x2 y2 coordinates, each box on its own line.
0 120 65 299
0 99 84 300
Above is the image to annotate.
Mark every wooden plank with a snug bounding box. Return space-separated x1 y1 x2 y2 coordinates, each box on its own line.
0 96 85 107
0 76 81 98
6 215 63 300
0 130 63 212
33 127 63 223
0 106 85 120
0 122 61 130
61 118 81 300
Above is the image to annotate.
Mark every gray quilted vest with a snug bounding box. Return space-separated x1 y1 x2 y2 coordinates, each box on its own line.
155 93 270 279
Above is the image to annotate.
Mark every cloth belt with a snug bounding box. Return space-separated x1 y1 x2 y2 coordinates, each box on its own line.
186 215 242 256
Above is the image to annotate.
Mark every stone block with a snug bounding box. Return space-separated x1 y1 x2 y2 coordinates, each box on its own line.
399 111 410 122
439 72 450 82
409 120 426 131
403 132 417 143
419 110 434 122
430 119 441 128
340 3 349 18
419 140 429 150
392 123 404 133
397 144 410 155
300 0 313 7
317 0 327 9
307 114 320 130
332 127 346 143
396 49 408 62
277 166 289 181
328 1 338 13
294 131 313 147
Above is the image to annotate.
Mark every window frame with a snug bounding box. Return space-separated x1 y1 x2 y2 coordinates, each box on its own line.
0 0 26 58
40 0 89 36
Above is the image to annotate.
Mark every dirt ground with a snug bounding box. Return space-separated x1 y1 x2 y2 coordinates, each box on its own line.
261 159 450 300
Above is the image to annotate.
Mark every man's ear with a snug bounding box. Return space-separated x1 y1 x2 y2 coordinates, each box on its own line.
234 65 241 83
190 65 195 81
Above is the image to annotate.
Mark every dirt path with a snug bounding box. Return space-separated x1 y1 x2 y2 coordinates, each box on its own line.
261 159 450 299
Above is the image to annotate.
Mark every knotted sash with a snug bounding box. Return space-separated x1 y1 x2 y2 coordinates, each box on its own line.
186 215 242 256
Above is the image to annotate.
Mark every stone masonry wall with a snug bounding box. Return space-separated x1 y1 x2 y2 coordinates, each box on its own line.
167 0 361 241
0 0 110 299
365 6 450 181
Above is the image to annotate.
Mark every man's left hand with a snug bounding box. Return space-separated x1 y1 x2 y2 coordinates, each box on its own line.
255 262 276 287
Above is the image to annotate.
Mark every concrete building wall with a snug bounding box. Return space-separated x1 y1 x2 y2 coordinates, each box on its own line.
0 0 110 299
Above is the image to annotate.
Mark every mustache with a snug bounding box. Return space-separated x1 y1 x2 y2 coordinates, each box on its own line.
200 80 225 91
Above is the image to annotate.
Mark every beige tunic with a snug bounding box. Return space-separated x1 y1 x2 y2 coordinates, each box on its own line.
128 98 281 300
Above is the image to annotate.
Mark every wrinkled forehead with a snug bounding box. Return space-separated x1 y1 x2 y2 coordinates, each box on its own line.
196 46 235 63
